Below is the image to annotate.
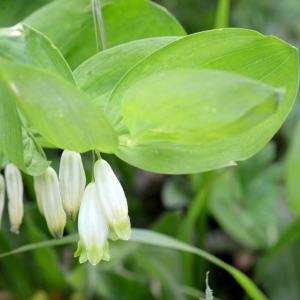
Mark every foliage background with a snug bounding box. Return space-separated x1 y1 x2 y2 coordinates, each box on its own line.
0 0 300 300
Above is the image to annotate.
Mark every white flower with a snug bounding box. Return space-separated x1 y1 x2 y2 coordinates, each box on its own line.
36 167 66 240
94 159 131 241
4 163 23 234
0 174 5 229
59 150 86 221
75 182 110 265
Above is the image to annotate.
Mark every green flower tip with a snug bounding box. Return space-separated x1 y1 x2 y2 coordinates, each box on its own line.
67 211 77 222
75 240 111 265
50 227 64 240
10 223 20 235
110 216 131 241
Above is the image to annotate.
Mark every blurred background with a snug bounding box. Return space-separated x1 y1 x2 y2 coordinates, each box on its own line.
1 0 300 299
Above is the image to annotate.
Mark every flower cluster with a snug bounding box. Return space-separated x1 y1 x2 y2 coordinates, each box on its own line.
0 151 131 265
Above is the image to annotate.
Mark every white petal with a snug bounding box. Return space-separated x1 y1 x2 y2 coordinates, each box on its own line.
39 167 66 239
4 163 23 234
59 150 86 221
94 159 131 240
77 182 110 265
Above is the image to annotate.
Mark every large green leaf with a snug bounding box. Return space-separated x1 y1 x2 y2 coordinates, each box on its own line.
0 23 77 167
0 58 118 154
24 0 186 69
0 78 50 175
108 28 298 174
0 23 75 84
0 229 268 300
73 37 181 110
122 70 282 146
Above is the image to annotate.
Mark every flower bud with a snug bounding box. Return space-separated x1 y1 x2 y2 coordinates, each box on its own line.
75 182 110 265
37 167 66 240
59 150 86 221
4 163 23 234
94 159 131 241
0 174 5 229
33 175 44 216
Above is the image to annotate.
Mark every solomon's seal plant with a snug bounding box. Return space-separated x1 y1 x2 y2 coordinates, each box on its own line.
0 0 299 298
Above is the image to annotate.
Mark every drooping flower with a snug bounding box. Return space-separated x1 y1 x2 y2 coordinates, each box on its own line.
4 163 23 234
94 159 131 241
0 174 5 229
75 182 110 265
59 150 86 221
35 167 66 240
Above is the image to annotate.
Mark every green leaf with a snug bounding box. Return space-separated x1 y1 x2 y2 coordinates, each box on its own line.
0 58 118 154
74 37 181 110
0 0 53 27
261 239 300 300
24 0 186 69
0 23 75 84
0 150 10 170
209 144 284 249
286 121 300 213
254 217 300 283
0 229 268 300
201 272 213 300
122 70 282 146
0 77 50 175
162 179 190 209
137 248 186 300
130 230 267 300
109 28 298 174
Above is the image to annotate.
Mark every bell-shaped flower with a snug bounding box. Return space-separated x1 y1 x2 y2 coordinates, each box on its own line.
94 159 131 241
4 163 23 234
33 175 44 216
59 150 86 221
75 182 110 265
36 167 66 240
0 174 5 229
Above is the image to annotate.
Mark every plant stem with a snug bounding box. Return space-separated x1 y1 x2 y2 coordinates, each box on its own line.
91 0 99 53
95 150 102 160
91 151 95 182
96 0 107 50
92 0 107 52
214 0 230 29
